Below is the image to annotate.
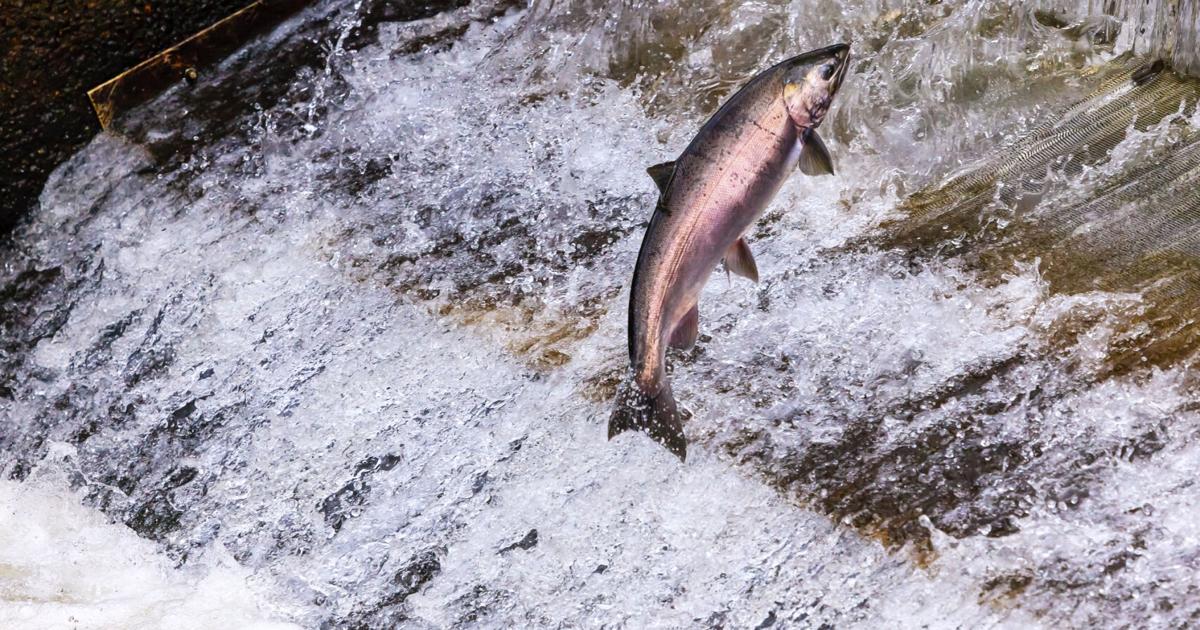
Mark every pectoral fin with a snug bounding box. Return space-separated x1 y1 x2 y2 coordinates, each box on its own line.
798 129 835 176
669 304 699 350
647 161 676 193
723 238 759 283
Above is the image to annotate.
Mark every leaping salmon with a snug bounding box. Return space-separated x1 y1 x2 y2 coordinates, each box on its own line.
610 43 852 461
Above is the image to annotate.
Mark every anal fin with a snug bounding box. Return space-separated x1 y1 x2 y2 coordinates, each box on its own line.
723 238 759 283
669 304 699 350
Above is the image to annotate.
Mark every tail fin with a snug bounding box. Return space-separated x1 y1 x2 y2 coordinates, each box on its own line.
608 380 687 461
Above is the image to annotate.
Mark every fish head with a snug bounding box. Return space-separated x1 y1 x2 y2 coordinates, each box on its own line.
782 43 850 131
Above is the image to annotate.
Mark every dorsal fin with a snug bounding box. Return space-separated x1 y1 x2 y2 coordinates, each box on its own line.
647 161 676 193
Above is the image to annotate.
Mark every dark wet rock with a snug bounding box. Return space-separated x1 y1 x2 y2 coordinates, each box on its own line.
470 471 490 494
498 528 538 554
124 303 181 387
341 188 639 371
323 546 444 629
386 548 443 605
170 399 200 424
754 610 777 629
0 253 105 476
112 0 508 189
388 0 527 56
320 155 395 198
319 453 404 532
453 584 509 626
125 488 186 539
125 465 202 540
7 460 32 482
25 390 245 546
343 0 473 51
980 571 1034 603
722 348 1063 554
165 465 200 490
0 264 71 355
156 398 224 451
75 310 140 372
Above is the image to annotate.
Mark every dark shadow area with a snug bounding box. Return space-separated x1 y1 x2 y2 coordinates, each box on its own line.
0 0 259 235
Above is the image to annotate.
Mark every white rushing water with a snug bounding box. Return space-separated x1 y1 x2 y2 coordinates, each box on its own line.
0 477 300 630
3 0 1200 627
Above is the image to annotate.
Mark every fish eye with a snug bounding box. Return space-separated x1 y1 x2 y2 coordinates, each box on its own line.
819 63 836 81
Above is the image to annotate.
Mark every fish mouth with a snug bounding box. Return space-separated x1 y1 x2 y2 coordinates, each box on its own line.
827 42 851 95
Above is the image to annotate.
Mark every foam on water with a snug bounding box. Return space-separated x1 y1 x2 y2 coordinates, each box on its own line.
4 0 1200 627
0 476 299 630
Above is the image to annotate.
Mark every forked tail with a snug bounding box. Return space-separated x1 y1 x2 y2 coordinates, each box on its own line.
608 379 687 461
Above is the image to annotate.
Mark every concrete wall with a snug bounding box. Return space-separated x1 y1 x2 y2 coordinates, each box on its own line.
1038 0 1200 75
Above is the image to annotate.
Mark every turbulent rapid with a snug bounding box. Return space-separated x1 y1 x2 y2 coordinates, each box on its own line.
3 0 1200 628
